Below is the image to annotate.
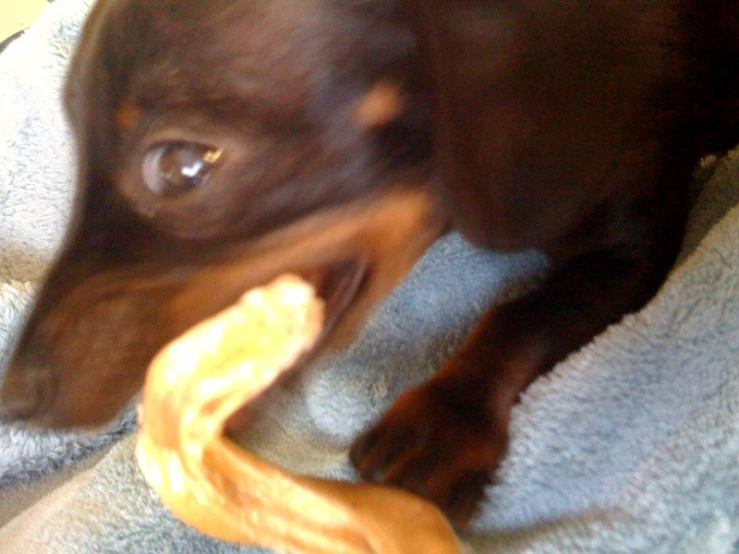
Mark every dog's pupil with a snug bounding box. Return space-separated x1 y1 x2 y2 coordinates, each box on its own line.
160 143 213 192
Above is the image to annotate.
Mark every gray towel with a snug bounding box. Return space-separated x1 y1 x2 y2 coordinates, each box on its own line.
1 1 738 552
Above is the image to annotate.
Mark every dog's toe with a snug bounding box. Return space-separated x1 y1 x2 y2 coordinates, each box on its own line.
349 380 504 528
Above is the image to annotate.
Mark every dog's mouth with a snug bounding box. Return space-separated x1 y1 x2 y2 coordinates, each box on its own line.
279 255 371 370
178 188 445 436
0 189 444 429
221 257 370 435
301 256 370 340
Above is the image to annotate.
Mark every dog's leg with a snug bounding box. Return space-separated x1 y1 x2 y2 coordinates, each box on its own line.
350 0 706 527
350 186 688 527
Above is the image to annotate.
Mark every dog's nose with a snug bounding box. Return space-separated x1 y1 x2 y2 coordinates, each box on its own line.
0 366 55 421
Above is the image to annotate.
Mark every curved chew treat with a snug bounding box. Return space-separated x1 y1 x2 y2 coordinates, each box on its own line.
136 275 462 554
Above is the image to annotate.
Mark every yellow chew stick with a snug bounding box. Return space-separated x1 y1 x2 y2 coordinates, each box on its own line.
135 274 462 554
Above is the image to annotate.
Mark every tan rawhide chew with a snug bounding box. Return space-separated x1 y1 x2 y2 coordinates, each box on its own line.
136 275 462 554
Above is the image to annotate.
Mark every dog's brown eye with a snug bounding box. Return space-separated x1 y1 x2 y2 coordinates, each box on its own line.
143 142 223 195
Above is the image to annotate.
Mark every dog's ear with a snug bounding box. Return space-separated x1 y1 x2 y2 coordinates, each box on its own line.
720 2 739 149
723 2 739 52
697 1 739 155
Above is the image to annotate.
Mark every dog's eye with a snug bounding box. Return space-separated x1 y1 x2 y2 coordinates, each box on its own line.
142 142 223 195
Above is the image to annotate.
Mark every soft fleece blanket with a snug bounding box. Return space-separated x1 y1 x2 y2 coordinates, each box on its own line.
0 1 738 552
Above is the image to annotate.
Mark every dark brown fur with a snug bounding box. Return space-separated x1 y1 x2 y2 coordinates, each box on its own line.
2 0 737 528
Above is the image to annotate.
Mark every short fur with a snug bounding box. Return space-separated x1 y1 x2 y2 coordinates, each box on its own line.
2 0 737 527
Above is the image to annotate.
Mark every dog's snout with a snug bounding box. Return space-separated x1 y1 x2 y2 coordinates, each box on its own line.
0 364 56 422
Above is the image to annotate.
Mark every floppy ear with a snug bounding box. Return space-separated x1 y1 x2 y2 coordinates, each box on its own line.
720 2 739 149
723 1 739 57
699 1 739 155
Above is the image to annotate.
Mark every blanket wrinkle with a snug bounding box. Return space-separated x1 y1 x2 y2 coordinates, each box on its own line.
1 1 738 553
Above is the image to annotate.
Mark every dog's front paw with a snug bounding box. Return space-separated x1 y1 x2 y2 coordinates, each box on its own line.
349 379 505 528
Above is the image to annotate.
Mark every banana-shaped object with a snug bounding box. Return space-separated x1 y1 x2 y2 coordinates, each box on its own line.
136 274 462 554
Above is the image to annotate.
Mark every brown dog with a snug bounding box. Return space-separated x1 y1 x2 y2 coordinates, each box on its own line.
1 0 737 528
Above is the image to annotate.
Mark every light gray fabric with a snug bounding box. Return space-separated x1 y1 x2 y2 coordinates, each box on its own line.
1 1 738 552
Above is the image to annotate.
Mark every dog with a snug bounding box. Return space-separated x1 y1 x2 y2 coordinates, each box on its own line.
1 0 737 528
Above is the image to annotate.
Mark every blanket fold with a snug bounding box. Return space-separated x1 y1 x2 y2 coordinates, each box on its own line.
1 1 738 552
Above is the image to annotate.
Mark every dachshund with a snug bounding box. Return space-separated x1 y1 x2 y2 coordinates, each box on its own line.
2 0 737 528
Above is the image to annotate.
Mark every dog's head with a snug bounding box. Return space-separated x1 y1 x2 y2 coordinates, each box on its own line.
0 0 446 427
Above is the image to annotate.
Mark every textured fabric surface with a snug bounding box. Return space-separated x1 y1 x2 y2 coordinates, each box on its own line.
1 1 738 552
